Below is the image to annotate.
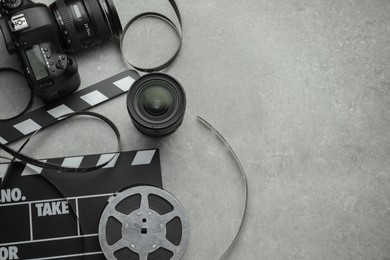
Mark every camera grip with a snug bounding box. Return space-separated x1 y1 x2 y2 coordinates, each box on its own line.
34 53 81 102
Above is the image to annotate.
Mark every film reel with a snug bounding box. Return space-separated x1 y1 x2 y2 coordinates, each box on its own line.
99 185 189 260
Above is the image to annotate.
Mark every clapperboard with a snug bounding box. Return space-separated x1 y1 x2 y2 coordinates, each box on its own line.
0 149 162 260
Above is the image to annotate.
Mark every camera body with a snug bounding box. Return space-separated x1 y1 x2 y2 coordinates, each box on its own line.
0 0 80 101
0 0 122 101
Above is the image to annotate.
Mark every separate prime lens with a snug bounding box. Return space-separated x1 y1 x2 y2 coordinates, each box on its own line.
127 73 186 137
51 0 122 52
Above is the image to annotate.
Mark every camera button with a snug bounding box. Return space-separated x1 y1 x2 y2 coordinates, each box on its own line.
51 68 56 73
46 54 51 59
56 61 65 70
43 48 48 52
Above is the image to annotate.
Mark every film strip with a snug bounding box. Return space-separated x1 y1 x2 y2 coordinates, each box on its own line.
0 149 162 260
120 0 183 73
0 69 140 145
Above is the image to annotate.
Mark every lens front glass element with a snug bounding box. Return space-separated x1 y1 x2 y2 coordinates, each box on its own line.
140 85 174 117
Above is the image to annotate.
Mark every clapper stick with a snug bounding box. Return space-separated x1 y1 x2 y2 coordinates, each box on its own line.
0 69 139 145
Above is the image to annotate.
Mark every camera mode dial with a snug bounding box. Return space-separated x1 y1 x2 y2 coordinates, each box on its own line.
2 0 22 10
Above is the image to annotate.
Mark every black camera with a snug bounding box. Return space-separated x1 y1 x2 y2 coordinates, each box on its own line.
0 0 122 101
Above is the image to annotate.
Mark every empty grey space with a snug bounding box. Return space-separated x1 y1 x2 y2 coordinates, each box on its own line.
1 0 390 259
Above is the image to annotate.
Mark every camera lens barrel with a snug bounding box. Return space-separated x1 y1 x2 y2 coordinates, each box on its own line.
51 0 122 52
127 73 186 137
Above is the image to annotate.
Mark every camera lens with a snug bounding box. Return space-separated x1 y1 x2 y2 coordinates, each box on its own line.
51 0 122 52
127 73 186 137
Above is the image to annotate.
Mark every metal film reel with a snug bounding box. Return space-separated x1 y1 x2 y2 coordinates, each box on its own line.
98 186 189 260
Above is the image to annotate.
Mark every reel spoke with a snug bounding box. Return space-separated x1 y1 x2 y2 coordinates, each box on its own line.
160 210 178 224
139 192 150 211
138 252 149 260
109 240 129 254
159 238 178 253
112 211 130 224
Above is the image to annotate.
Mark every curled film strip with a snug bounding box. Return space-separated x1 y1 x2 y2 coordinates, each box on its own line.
197 116 248 260
0 68 33 122
0 69 139 145
120 0 183 73
95 117 248 260
0 111 122 175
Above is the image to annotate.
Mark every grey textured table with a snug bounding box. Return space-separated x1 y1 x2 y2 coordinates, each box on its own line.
1 0 390 259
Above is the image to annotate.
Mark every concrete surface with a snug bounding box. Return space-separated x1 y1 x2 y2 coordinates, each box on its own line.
1 0 390 259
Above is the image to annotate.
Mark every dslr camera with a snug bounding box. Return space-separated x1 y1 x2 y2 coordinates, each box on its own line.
0 0 122 101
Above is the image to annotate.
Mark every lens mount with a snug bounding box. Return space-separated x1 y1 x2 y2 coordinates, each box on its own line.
51 0 123 52
127 73 186 137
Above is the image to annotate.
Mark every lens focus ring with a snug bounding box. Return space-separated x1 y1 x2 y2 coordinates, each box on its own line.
52 0 82 52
